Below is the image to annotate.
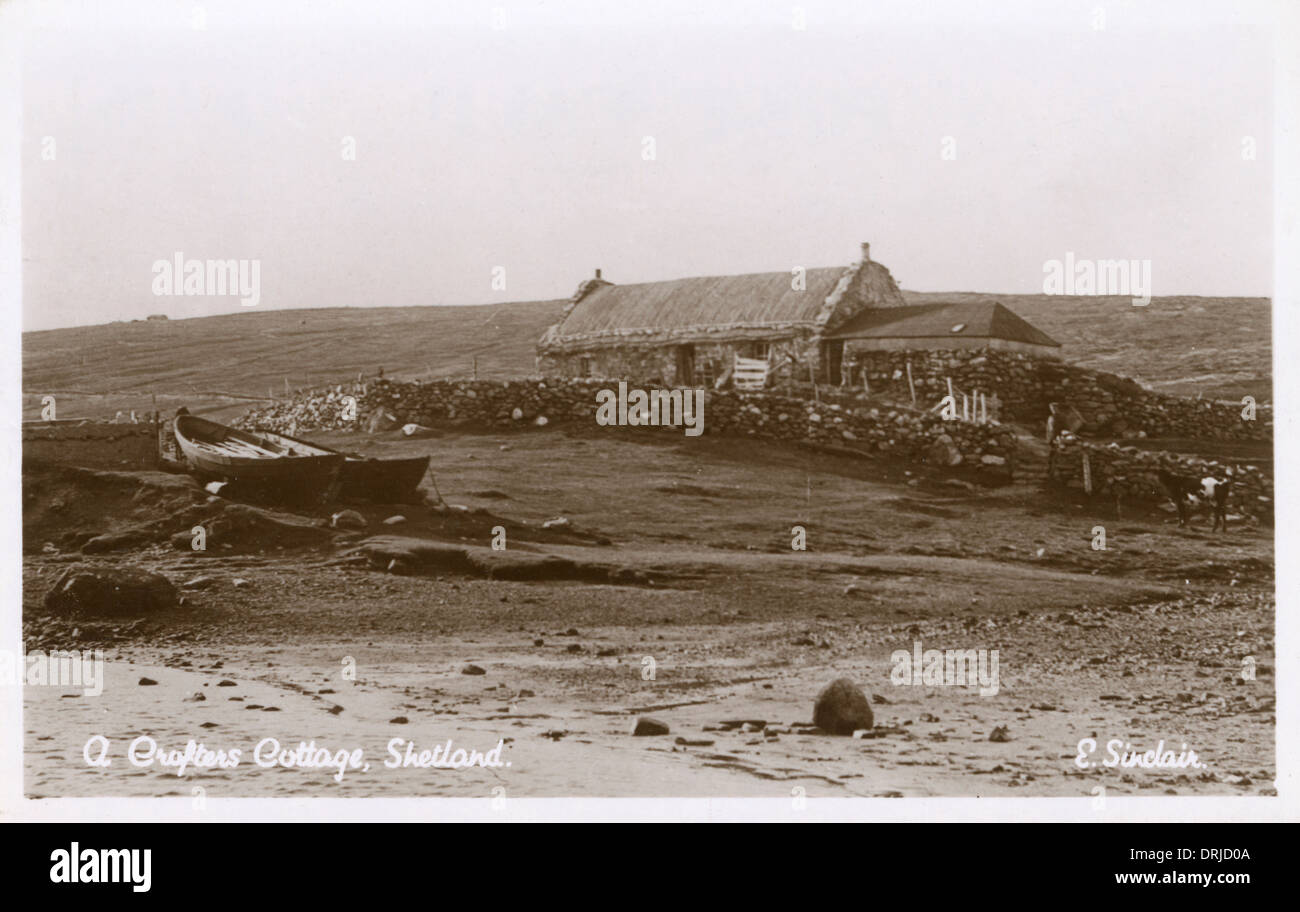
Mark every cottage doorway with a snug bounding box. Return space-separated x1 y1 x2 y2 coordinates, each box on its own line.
676 344 695 386
825 340 845 385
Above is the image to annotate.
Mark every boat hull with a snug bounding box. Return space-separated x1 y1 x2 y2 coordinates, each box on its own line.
255 428 431 503
338 456 431 503
173 415 344 501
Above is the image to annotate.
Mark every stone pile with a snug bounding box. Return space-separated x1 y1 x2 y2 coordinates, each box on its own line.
239 382 370 432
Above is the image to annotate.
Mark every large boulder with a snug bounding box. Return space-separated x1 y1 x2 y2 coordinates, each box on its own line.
927 434 963 467
813 678 874 734
43 567 178 618
632 717 670 736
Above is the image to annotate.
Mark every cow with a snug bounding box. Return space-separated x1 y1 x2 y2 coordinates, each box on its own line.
1200 475 1232 532
1157 469 1231 532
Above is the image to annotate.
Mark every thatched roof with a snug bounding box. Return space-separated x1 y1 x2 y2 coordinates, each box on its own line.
538 245 914 352
539 267 848 350
826 301 1060 348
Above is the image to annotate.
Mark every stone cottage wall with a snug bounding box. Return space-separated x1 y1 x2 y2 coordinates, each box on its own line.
537 333 823 386
537 347 680 384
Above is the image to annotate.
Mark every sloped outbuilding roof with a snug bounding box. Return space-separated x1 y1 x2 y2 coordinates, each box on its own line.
826 300 1060 348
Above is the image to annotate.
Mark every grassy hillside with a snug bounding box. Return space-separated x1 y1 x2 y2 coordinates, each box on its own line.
22 292 1270 421
902 292 1272 402
22 300 566 420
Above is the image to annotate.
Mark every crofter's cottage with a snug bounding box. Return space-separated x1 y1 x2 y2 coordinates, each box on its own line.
537 243 907 387
535 243 1060 387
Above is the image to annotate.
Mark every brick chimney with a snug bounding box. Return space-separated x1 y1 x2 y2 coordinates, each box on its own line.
860 242 871 264
595 268 602 280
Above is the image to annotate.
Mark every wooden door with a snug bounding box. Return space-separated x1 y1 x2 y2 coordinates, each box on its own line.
676 344 695 386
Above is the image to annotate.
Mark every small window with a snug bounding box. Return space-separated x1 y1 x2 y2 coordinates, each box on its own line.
745 342 772 360
950 323 967 334
579 356 593 378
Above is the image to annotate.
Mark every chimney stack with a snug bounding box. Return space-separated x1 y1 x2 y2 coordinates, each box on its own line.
595 268 602 280
860 242 871 264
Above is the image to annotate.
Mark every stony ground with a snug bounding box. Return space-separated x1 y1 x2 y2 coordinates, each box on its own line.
22 426 1275 797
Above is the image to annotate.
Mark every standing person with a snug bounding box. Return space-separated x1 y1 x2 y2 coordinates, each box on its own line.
1045 403 1061 480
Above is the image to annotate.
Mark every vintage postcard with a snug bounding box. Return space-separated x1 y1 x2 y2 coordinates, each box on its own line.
1 0 1295 833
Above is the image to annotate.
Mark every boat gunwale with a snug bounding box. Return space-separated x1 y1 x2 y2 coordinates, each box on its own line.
174 415 346 475
252 427 433 469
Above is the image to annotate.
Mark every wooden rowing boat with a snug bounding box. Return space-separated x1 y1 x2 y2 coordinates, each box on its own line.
254 428 431 503
172 413 344 499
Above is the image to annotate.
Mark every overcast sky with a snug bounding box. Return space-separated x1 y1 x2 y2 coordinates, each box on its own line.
20 1 1273 330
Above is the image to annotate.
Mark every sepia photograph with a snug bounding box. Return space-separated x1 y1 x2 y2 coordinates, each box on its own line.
1 0 1296 845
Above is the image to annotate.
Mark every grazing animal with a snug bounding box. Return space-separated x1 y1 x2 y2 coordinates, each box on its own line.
1199 475 1231 532
1156 469 1198 526
1157 469 1231 532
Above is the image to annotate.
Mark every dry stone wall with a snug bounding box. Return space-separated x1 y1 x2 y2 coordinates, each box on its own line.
848 349 1271 442
238 378 1018 476
1050 435 1273 520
